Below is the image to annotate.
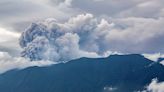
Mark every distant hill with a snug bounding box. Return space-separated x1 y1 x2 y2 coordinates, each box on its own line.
0 54 164 92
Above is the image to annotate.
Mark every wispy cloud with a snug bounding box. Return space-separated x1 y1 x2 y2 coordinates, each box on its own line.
0 51 55 74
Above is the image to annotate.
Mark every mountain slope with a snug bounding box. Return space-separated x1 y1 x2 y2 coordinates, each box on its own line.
0 54 164 92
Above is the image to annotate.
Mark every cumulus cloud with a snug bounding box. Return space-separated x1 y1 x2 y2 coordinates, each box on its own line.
1 0 164 32
0 0 163 35
19 13 164 62
147 79 164 92
0 52 55 74
0 0 164 56
141 79 164 92
19 13 113 61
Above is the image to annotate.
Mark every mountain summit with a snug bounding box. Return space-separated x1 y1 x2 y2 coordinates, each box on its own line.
0 54 164 92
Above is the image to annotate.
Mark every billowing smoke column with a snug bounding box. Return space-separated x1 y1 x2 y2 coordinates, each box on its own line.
19 14 114 62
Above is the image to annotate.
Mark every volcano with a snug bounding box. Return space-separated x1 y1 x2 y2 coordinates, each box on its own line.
0 54 164 92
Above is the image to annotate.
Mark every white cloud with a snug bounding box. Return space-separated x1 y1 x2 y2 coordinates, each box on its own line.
103 86 117 92
0 27 20 42
0 51 55 74
141 79 164 92
0 0 79 31
105 17 164 53
55 33 99 61
117 0 164 18
142 53 164 66
160 61 164 66
143 53 164 62
63 0 73 6
0 27 21 55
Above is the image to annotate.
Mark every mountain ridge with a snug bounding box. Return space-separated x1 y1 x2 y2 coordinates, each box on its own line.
0 54 164 92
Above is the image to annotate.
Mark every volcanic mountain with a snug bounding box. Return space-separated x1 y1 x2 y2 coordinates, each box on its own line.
0 54 163 92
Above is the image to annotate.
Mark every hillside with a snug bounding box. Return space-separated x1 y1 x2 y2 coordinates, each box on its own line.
0 54 164 92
